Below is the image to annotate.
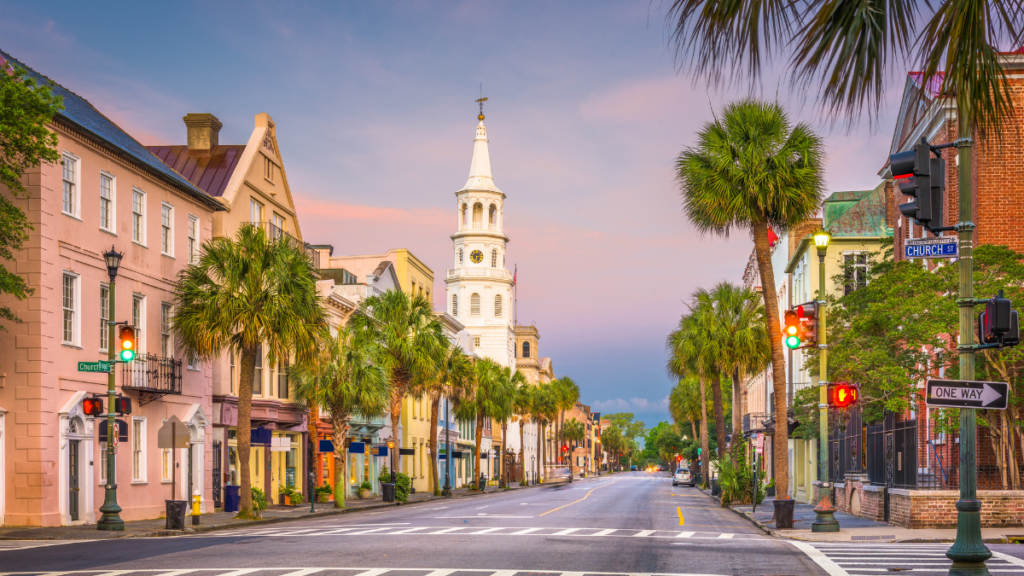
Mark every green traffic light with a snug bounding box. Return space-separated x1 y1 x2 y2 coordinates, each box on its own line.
120 349 135 362
785 335 801 349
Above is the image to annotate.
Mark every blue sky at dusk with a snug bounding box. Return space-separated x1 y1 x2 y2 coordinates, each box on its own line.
1 1 902 429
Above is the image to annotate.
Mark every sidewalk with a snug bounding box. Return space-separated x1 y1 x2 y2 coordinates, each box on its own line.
727 495 1024 544
0 483 528 541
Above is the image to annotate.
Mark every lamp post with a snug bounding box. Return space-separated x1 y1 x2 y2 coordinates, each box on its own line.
98 247 124 531
811 230 839 533
443 397 452 497
531 455 536 485
386 438 396 484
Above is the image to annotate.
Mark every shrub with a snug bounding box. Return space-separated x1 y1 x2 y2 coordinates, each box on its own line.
251 487 268 517
714 437 764 507
359 480 373 492
395 472 411 502
278 484 304 505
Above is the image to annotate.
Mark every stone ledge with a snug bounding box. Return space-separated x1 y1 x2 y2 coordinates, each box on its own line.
888 489 1024 498
861 484 886 492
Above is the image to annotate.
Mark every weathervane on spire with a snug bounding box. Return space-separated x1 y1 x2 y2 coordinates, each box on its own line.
476 84 488 121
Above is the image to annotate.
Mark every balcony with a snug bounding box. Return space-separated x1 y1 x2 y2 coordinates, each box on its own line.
242 222 321 270
447 268 513 281
122 354 182 406
742 412 771 433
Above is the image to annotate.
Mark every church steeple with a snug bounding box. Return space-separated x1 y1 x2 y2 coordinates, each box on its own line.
462 98 502 194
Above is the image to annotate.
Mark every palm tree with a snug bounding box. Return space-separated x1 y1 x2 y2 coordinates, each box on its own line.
669 375 704 444
554 377 580 463
461 358 513 489
291 326 390 508
512 382 534 483
172 224 328 518
676 99 824 498
686 289 728 459
530 383 557 481
424 340 473 495
668 313 712 484
563 418 585 457
349 290 445 467
495 366 528 486
708 282 770 454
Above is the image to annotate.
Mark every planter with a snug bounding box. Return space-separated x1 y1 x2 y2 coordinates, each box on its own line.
357 489 372 499
317 493 332 503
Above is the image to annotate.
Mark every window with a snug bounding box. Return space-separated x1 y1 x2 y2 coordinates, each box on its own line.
254 345 263 395
459 248 464 264
132 294 145 353
132 418 146 482
132 189 145 244
99 442 108 483
162 448 173 482
473 203 483 226
844 253 869 295
470 293 480 316
491 249 497 267
264 156 275 181
523 341 531 358
62 154 78 216
250 198 264 223
100 284 110 351
62 273 78 345
187 355 198 371
161 203 173 255
278 360 289 399
230 350 237 395
100 173 114 231
160 303 172 357
489 204 497 225
494 294 503 317
272 212 285 234
474 336 481 347
188 215 200 264
451 294 458 316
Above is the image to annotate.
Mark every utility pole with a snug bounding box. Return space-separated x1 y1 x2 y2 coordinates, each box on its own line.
811 230 838 533
98 248 124 531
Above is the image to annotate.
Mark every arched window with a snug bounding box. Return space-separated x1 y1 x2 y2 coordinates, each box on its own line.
459 248 464 263
523 341 531 358
470 293 481 316
461 204 468 227
491 249 498 267
452 294 458 316
489 204 497 225
473 203 483 227
494 295 503 317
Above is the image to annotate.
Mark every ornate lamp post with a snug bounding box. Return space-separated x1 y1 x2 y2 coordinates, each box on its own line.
385 438 396 483
98 247 124 531
811 230 839 533
443 398 452 497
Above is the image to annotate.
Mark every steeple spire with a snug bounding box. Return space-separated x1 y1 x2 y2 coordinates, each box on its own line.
461 97 502 194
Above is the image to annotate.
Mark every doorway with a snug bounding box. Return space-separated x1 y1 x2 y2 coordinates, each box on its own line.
68 440 80 522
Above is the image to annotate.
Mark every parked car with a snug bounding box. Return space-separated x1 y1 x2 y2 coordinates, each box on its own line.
549 467 573 484
630 465 638 471
673 468 694 487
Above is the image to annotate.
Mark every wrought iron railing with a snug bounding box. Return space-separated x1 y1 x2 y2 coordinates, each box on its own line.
122 353 182 406
242 222 321 270
743 412 771 433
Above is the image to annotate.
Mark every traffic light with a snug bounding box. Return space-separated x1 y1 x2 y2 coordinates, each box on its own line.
978 292 1021 347
114 396 132 415
784 310 801 349
676 455 682 463
891 137 945 227
119 325 136 362
796 302 818 345
82 397 104 416
827 383 859 409
561 444 568 453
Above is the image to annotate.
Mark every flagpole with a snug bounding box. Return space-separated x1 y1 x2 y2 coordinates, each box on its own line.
514 265 517 326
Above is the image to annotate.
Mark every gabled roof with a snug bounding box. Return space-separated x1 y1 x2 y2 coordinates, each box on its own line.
0 50 222 211
145 145 245 197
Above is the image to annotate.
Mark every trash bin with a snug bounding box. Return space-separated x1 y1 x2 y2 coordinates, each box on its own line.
711 479 721 497
225 486 240 513
773 498 796 529
381 482 396 503
165 500 189 530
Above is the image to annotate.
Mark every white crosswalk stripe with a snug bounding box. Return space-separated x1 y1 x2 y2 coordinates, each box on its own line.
200 523 763 540
0 568 735 576
0 540 89 551
790 541 1024 575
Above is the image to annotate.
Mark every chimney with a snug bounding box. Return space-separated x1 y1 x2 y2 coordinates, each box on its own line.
183 113 222 152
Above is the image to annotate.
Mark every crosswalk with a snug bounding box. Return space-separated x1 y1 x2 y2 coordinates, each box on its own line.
0 569 731 576
0 540 89 552
204 523 762 541
790 541 1024 575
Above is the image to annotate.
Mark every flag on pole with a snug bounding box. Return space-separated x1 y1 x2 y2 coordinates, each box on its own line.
513 265 517 285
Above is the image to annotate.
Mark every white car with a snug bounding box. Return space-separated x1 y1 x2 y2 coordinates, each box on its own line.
672 468 694 487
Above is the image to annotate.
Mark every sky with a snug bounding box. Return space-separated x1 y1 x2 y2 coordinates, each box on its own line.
1 1 904 428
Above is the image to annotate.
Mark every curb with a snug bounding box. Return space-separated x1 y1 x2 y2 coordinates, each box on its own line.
724 504 777 538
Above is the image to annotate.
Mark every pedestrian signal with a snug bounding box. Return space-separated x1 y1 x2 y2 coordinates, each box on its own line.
119 326 136 362
82 397 104 416
827 383 859 409
115 396 132 415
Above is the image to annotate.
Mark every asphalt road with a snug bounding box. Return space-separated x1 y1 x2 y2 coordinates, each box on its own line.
1 472 1022 576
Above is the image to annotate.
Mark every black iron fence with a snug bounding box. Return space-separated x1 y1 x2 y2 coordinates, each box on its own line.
743 412 771 434
122 353 182 406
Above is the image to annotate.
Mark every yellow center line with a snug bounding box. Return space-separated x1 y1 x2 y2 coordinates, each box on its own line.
677 507 684 526
539 481 617 517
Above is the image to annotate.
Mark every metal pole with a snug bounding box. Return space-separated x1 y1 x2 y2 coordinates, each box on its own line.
812 249 839 532
443 398 452 497
947 137 991 575
98 278 124 530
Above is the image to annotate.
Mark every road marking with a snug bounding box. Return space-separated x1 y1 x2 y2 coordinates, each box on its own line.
993 551 1024 568
551 528 580 535
391 527 429 534
512 527 542 534
539 480 617 516
422 571 454 576
430 527 465 534
677 506 684 526
470 527 504 534
345 527 393 535
476 505 489 509
676 531 695 538
716 533 734 539
591 529 617 536
351 570 388 576
787 541 849 576
278 570 324 576
437 515 534 518
633 530 655 537
0 569 750 576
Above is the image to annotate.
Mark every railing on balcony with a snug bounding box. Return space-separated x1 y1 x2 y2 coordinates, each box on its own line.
447 268 513 280
242 222 321 270
122 353 182 406
743 412 771 433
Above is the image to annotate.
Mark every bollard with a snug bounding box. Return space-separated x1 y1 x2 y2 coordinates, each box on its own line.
191 490 200 525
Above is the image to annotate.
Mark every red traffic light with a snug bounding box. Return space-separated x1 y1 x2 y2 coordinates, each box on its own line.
115 396 132 415
82 397 104 416
675 455 682 462
829 383 859 409
561 444 568 452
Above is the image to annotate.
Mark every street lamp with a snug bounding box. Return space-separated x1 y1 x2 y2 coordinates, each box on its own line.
443 397 452 497
98 246 124 531
811 230 839 533
386 437 396 484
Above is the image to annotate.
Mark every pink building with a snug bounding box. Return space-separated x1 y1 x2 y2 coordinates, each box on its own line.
0 51 223 526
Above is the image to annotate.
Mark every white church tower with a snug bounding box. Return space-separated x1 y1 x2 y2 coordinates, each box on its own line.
446 99 516 368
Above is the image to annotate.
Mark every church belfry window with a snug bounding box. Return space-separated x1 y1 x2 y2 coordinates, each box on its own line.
470 293 480 316
452 294 458 316
491 249 497 267
489 204 497 226
473 203 483 227
523 341 531 358
494 295 503 317
459 248 464 263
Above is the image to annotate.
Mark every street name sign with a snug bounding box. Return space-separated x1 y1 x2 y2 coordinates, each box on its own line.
906 237 958 260
926 379 1009 410
78 360 111 373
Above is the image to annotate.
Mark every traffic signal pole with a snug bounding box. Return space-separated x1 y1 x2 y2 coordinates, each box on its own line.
946 137 991 575
97 277 124 531
812 238 839 533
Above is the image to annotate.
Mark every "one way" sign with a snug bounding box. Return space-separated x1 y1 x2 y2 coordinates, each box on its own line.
926 379 1009 410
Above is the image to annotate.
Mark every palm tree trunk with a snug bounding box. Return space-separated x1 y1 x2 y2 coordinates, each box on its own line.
331 415 350 508
500 420 508 487
752 220 790 499
389 389 404 474
519 418 526 484
731 368 743 458
711 373 726 459
474 413 484 489
429 395 441 495
236 346 257 518
690 421 697 443
536 421 542 482
699 376 709 486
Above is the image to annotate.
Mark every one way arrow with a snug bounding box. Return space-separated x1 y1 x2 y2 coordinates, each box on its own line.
926 379 1009 410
